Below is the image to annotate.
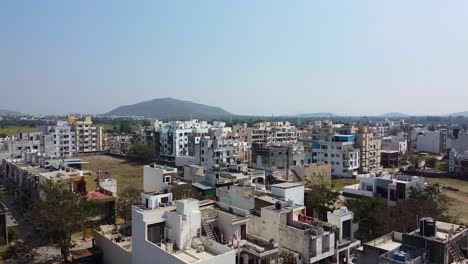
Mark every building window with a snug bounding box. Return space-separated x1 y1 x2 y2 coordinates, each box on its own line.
164 176 171 183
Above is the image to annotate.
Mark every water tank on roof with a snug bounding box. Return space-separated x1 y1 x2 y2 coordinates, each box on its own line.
288 198 294 207
275 201 282 210
419 217 436 237
393 251 407 262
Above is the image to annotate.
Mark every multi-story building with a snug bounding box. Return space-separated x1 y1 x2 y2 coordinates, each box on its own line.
449 149 468 177
343 174 426 206
109 135 132 156
448 129 468 154
159 120 209 160
312 135 360 177
0 132 56 158
381 136 408 156
355 126 382 172
416 130 448 154
251 142 292 179
41 120 76 157
357 218 468 264
73 117 103 153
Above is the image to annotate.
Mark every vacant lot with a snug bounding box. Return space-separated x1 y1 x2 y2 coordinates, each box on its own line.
426 177 468 225
332 178 359 191
0 125 38 136
79 155 144 195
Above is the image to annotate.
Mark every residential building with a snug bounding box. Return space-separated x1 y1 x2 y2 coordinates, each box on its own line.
381 150 400 168
312 135 360 177
40 120 76 157
143 164 178 193
73 117 104 153
343 174 426 206
251 142 292 179
449 129 468 154
132 193 236 264
449 149 468 177
381 136 408 156
416 130 448 154
355 126 382 172
357 218 468 264
109 135 132 156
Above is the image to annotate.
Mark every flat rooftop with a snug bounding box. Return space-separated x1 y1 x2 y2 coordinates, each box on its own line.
271 182 304 189
174 248 218 263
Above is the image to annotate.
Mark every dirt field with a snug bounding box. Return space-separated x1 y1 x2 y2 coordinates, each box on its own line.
79 155 144 195
331 178 359 191
426 177 468 225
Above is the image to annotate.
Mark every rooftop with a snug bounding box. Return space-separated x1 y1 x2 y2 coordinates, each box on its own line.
271 182 304 189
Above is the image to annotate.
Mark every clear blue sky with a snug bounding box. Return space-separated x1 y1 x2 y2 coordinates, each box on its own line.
2 1 468 116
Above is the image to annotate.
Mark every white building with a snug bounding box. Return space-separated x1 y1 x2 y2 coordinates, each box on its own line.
416 130 447 154
41 120 77 157
143 164 177 193
312 135 360 177
381 136 408 155
449 129 468 154
343 174 426 206
270 182 304 206
131 194 236 264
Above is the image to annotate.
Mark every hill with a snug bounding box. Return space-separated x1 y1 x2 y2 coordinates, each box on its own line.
298 112 336 118
0 109 23 117
447 111 468 117
104 97 232 119
378 112 410 118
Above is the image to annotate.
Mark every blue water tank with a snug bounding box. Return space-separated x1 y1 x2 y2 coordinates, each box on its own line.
393 251 407 262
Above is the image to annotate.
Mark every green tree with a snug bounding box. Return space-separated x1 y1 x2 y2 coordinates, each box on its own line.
372 185 452 237
119 121 133 134
344 197 384 242
128 144 155 163
279 249 297 264
117 186 142 225
408 154 422 169
28 182 97 259
1 241 37 264
304 181 340 220
425 157 437 168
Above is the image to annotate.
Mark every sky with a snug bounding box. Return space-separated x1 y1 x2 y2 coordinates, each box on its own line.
2 1 468 116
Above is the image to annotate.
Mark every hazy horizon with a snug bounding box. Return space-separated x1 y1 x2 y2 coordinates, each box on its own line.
3 1 468 116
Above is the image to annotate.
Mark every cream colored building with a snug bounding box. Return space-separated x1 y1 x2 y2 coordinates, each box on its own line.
355 126 381 171
73 117 103 153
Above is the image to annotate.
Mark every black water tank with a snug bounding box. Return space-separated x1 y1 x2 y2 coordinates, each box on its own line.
275 201 282 210
419 217 436 237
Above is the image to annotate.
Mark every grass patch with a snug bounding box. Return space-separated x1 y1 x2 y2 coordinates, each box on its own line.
0 126 38 137
80 155 144 195
426 177 468 193
426 177 468 225
332 178 359 191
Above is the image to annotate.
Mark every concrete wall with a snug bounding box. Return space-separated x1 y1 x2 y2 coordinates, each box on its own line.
93 230 131 264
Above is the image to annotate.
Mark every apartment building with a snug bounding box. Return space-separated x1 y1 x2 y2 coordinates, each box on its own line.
73 117 103 153
251 142 292 179
158 120 209 160
312 135 360 177
355 126 382 172
238 121 297 146
108 135 132 156
357 218 468 264
0 132 56 158
381 136 408 156
449 149 468 177
343 174 426 206
41 120 76 157
416 130 448 154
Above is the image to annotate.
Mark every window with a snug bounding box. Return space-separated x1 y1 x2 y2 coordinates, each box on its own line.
164 176 171 183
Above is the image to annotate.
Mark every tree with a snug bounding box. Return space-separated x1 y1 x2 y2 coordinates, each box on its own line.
28 182 97 259
117 186 142 225
279 249 297 264
425 157 437 168
408 154 422 169
1 241 37 264
128 144 155 163
304 181 340 220
344 197 384 242
371 186 452 237
119 121 133 134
